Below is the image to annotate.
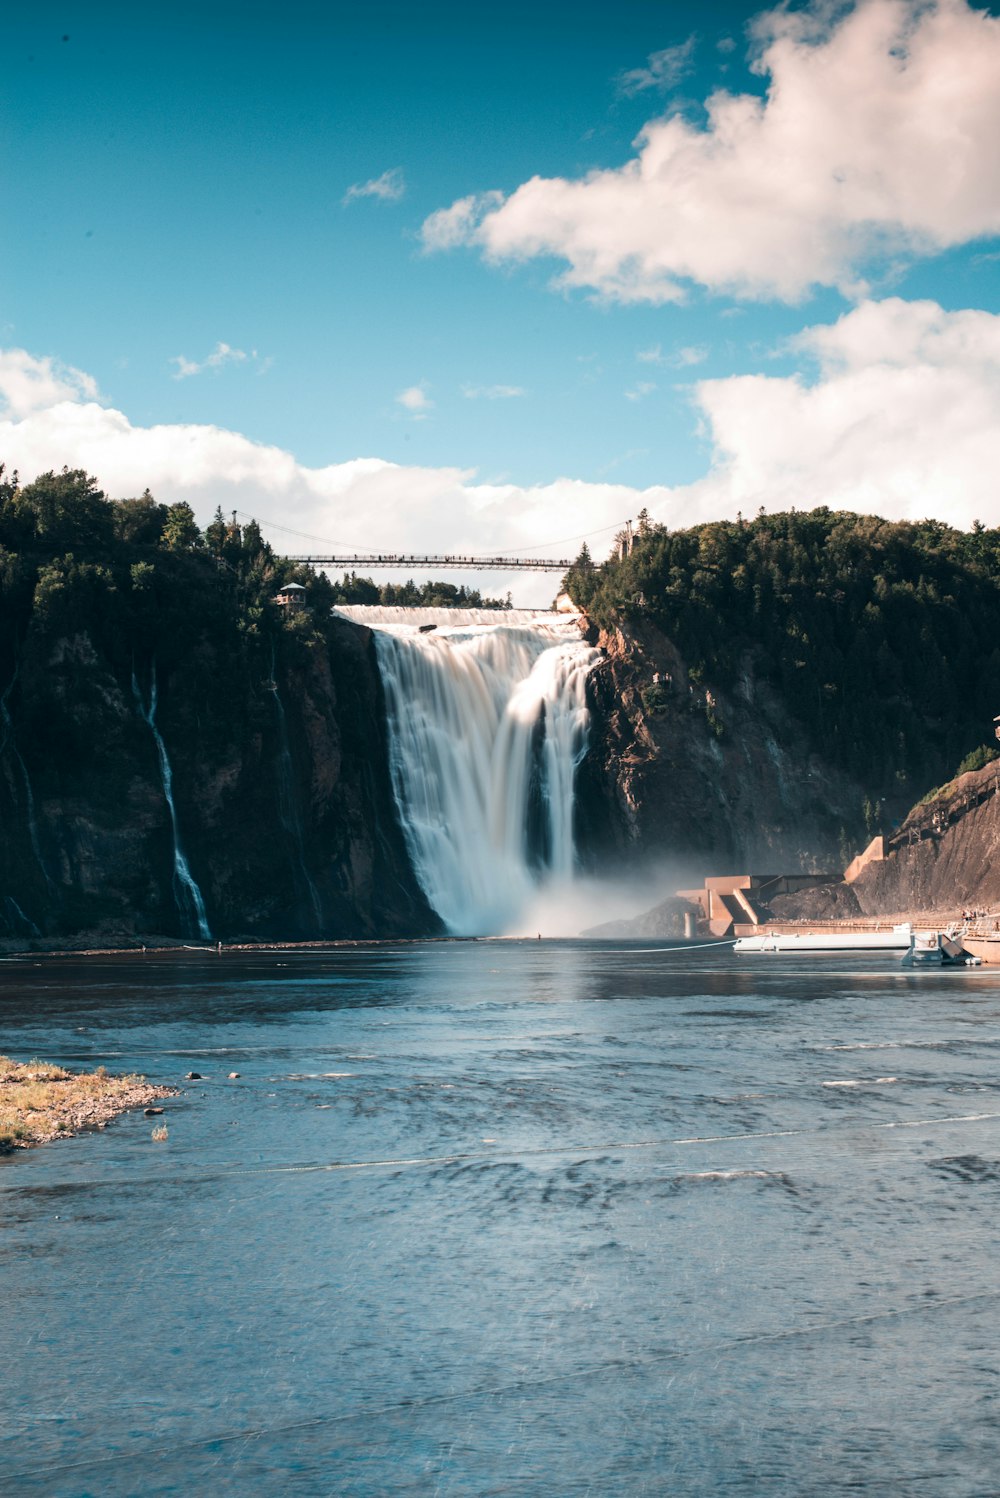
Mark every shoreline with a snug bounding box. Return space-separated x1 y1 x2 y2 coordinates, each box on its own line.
0 934 482 960
2 912 996 963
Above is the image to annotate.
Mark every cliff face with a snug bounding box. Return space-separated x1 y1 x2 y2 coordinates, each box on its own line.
0 616 439 947
840 761 1000 916
575 619 869 875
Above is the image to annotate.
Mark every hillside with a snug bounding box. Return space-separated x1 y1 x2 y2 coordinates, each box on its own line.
0 467 439 946
6 472 1000 944
565 506 999 832
766 757 1000 921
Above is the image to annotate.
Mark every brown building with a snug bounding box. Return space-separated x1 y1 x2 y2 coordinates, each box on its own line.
273 582 307 612
676 873 837 937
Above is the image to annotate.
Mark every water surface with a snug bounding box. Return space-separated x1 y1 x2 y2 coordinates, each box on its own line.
4 941 1000 1495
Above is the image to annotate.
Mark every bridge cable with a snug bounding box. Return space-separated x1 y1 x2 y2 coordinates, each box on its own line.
235 509 634 562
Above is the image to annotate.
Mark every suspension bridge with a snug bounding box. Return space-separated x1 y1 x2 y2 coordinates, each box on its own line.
285 553 575 572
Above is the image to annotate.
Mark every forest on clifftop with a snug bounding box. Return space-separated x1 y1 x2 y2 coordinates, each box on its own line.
0 464 506 727
564 507 1000 809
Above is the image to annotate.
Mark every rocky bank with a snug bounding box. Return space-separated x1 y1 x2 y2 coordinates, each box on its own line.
575 619 869 875
0 614 439 948
767 758 1000 921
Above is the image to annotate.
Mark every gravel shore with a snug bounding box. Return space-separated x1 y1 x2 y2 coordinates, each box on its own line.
0 1057 177 1151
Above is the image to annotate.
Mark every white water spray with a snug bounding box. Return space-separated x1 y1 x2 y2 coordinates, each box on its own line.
337 608 600 935
132 665 212 940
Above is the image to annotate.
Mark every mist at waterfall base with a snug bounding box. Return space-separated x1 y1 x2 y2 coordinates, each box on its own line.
344 607 609 937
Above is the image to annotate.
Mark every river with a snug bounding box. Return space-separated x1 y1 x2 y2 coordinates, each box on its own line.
4 941 1000 1495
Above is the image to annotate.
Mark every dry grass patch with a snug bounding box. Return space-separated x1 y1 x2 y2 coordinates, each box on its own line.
0 1055 176 1151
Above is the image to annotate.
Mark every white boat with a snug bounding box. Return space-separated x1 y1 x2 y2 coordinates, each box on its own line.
733 924 912 953
901 931 982 967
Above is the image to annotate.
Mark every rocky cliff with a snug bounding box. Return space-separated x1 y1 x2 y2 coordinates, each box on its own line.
766 758 1000 920
0 614 439 948
575 619 870 875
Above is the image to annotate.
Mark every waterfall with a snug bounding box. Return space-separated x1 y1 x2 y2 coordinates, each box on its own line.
269 654 323 932
349 608 600 935
132 665 212 940
2 895 39 938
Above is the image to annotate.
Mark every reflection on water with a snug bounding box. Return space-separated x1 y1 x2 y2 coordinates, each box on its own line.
4 942 1000 1494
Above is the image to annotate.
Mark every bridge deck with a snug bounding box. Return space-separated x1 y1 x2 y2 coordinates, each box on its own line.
287 553 573 572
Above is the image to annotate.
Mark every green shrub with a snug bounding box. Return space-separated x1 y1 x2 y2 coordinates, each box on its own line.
955 744 1000 777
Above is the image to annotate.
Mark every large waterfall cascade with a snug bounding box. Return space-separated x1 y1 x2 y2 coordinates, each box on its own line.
132 666 212 941
335 607 600 935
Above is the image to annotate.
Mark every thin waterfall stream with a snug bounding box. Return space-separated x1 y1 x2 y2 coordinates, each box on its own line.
337 607 600 935
132 664 211 941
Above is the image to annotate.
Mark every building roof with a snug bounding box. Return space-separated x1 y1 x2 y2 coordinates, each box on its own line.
276 582 306 593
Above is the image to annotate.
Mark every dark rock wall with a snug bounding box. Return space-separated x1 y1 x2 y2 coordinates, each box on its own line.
0 617 439 946
850 763 1000 915
759 762 1000 919
576 620 868 876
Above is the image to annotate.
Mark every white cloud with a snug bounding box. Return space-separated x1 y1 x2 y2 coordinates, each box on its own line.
0 349 667 605
422 0 1000 303
170 342 256 380
637 343 707 368
462 384 526 400
616 37 696 96
420 191 504 252
683 298 1000 526
342 167 407 205
5 302 1000 604
0 349 99 418
396 383 434 417
625 381 657 402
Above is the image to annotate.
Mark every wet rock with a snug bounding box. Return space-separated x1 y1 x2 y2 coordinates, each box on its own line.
143 1106 164 1116
185 1071 202 1080
228 1071 240 1079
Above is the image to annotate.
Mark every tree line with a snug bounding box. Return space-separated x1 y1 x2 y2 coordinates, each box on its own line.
563 507 1000 801
0 466 506 773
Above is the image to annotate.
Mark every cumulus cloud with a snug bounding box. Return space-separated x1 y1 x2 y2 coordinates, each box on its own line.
422 0 1000 303
0 349 99 418
4 302 1000 601
170 342 263 380
684 297 1000 525
342 167 406 205
0 350 667 604
396 383 434 417
420 191 503 252
616 37 696 97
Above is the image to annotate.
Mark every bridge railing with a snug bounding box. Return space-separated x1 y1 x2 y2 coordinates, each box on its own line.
286 554 574 572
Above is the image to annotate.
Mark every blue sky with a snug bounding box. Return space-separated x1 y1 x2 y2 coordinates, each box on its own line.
3 0 1000 597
